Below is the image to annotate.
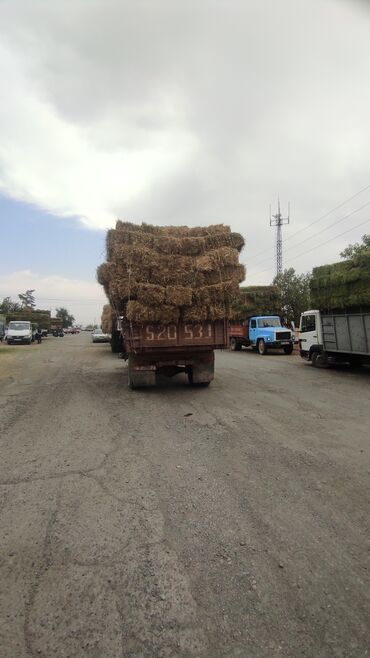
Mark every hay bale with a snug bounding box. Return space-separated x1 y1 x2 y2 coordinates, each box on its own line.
136 283 166 306
126 301 180 324
101 304 113 333
231 285 281 320
196 247 239 272
98 221 245 324
165 286 193 306
310 254 370 310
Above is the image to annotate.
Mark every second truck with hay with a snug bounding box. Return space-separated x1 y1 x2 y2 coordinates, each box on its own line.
300 255 370 367
228 285 294 354
98 222 245 388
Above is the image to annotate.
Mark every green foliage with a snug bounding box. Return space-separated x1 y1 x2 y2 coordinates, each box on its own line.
18 289 36 309
0 297 22 313
340 234 370 260
273 268 311 324
55 307 75 329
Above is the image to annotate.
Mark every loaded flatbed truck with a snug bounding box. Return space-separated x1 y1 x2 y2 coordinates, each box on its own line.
120 320 227 388
300 309 370 367
229 316 294 355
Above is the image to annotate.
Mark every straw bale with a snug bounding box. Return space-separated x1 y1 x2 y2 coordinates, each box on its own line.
207 303 228 320
106 221 244 257
165 285 193 306
195 280 240 305
126 301 180 324
181 305 209 322
98 221 246 323
136 283 166 306
196 247 239 272
310 254 370 310
101 304 113 333
231 285 281 320
97 262 112 286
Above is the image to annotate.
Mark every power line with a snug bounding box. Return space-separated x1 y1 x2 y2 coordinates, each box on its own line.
247 216 370 280
249 182 370 262
249 201 370 271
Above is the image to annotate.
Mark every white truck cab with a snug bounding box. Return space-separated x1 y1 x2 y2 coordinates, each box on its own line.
299 310 322 359
7 320 33 345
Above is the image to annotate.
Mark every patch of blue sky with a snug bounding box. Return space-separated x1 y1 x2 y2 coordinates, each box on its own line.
0 195 105 280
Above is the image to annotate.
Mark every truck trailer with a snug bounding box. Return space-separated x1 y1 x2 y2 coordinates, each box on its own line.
121 319 227 388
299 309 370 367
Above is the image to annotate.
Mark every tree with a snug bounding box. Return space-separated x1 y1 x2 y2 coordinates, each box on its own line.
340 234 370 259
55 307 75 328
0 297 22 313
273 268 311 325
18 289 36 309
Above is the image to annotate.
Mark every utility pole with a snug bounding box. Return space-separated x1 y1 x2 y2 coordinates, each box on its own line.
270 199 290 277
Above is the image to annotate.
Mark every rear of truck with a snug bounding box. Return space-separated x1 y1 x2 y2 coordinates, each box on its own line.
97 221 245 388
122 320 227 388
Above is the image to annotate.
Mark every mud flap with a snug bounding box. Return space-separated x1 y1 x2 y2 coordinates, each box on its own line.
191 350 215 384
128 355 156 389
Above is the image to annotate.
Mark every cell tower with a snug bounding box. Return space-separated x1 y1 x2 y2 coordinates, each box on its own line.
270 199 290 276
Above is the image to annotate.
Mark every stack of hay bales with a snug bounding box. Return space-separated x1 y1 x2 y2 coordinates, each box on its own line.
230 286 281 320
97 221 245 323
101 304 113 334
310 253 370 311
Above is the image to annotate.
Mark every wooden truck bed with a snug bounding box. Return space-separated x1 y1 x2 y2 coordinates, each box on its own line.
122 320 228 354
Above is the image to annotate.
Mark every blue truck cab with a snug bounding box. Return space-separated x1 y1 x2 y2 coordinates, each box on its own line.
229 315 294 354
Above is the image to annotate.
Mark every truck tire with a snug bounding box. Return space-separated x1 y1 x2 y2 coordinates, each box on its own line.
311 352 328 368
283 345 293 354
230 337 241 351
257 339 267 355
111 331 122 354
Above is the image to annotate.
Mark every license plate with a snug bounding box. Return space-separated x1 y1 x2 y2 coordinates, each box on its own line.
281 341 290 345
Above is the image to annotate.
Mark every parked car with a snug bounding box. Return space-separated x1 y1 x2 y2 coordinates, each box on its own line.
92 328 111 343
7 321 33 345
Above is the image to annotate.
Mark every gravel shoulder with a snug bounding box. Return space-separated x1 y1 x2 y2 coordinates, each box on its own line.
0 334 369 658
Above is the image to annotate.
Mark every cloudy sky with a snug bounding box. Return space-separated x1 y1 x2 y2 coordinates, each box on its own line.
0 0 369 324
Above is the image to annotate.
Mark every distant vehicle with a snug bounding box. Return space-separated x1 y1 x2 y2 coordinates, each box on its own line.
229 316 294 354
7 320 33 345
92 328 111 343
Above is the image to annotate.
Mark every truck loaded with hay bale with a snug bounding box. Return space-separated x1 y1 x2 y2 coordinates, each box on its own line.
299 253 370 367
228 286 294 354
97 221 245 388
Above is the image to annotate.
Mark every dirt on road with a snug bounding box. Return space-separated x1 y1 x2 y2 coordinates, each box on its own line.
0 333 369 658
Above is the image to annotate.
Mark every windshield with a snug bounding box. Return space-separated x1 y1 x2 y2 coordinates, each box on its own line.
94 329 103 334
300 314 316 333
257 317 281 328
9 322 30 330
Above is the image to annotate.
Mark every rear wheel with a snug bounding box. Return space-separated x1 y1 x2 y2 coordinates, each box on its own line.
283 345 293 354
311 352 328 368
257 339 267 355
230 337 241 351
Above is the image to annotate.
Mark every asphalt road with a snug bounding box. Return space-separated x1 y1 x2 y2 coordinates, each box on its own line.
0 333 369 658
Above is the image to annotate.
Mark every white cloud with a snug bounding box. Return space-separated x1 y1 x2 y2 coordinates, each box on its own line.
0 0 370 282
0 270 106 325
0 39 197 230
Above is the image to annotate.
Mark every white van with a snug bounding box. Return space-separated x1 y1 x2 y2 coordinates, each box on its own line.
7 321 33 345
